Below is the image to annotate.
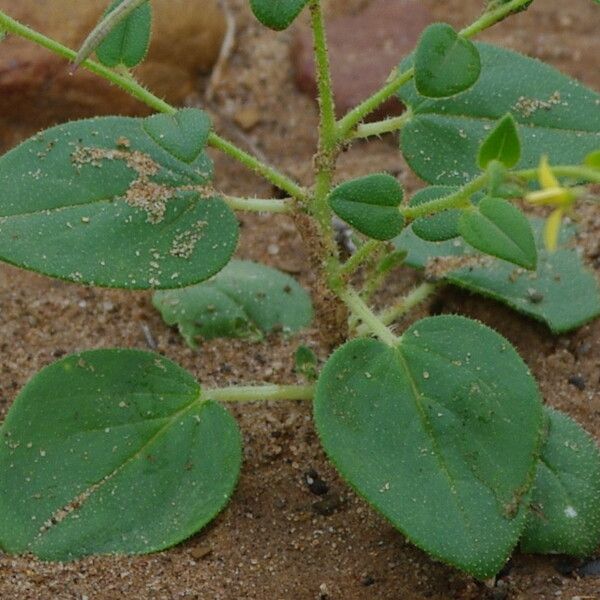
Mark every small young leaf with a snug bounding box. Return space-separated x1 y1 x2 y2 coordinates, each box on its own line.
394 218 600 333
0 349 242 561
153 260 313 347
410 186 462 242
399 44 600 185
96 0 152 68
414 23 481 98
315 315 543 579
0 113 238 289
521 407 600 556
143 109 212 164
328 174 405 241
459 197 537 269
295 345 318 382
249 0 310 30
478 114 521 169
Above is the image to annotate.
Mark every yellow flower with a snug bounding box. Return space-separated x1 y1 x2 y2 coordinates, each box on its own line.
525 156 576 251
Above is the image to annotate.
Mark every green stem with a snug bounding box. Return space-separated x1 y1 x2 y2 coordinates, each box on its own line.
208 134 307 202
459 0 533 38
309 0 338 241
402 175 488 220
207 384 314 403
74 0 149 67
0 9 307 202
337 67 415 140
310 0 337 157
351 110 413 140
337 0 534 138
339 240 383 279
339 287 398 346
222 196 292 214
356 282 438 337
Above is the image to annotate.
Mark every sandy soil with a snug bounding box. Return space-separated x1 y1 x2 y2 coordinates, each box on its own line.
0 0 599 598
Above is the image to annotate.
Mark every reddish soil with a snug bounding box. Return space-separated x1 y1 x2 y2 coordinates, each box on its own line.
0 0 599 598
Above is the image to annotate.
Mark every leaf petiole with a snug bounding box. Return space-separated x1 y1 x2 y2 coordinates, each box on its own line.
207 384 314 403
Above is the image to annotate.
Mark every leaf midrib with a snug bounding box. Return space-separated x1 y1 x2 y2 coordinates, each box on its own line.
30 389 206 549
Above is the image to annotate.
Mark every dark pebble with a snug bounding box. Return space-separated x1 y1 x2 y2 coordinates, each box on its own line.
568 375 586 391
576 558 600 577
361 575 375 587
554 557 580 576
312 495 343 516
305 469 329 496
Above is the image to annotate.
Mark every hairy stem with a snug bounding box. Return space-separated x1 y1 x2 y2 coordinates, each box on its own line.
0 9 306 202
351 110 413 140
337 0 535 137
339 240 383 279
207 384 314 403
356 282 439 337
309 0 338 242
208 134 307 201
339 288 398 346
402 175 488 220
74 0 149 67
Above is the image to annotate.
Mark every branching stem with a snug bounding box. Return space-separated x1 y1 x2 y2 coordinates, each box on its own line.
339 288 398 346
356 282 439 337
336 0 535 138
351 110 413 140
0 9 307 203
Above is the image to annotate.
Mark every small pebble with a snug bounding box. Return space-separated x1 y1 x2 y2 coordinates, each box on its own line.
312 495 343 517
304 469 329 496
568 375 586 391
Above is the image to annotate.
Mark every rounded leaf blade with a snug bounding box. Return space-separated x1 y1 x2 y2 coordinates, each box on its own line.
410 185 462 242
400 43 600 185
459 197 537 269
328 174 405 240
249 0 310 30
0 114 239 289
314 315 543 578
0 349 242 561
414 23 481 98
478 114 522 169
96 0 152 68
153 260 313 347
521 407 600 556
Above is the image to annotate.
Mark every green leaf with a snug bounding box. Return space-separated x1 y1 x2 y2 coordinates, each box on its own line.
295 345 318 382
314 315 543 578
143 109 212 164
410 186 462 242
521 407 600 556
249 0 310 30
0 113 239 290
458 197 537 269
414 23 481 98
478 114 521 169
153 260 313 347
96 0 152 68
328 174 405 241
0 349 242 561
394 218 600 333
399 43 600 185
